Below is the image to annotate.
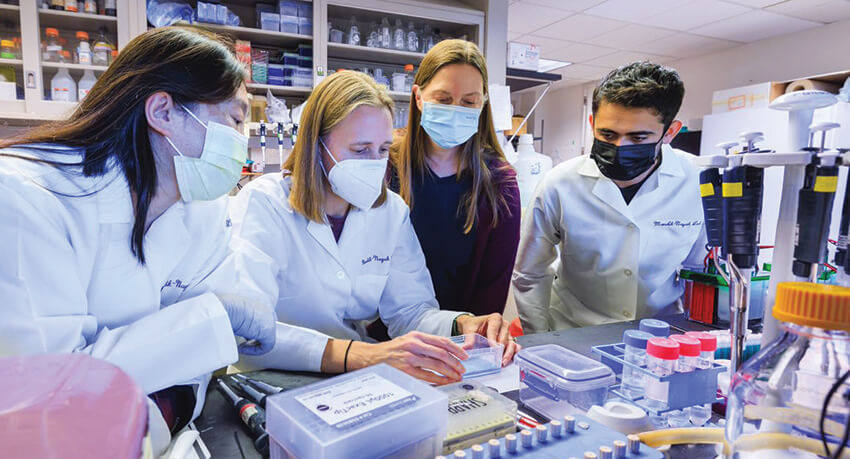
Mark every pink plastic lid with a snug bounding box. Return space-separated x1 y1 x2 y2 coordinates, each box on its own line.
0 354 148 458
670 334 701 357
685 331 718 352
646 337 680 360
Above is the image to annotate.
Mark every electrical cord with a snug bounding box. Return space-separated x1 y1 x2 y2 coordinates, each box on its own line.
820 368 850 458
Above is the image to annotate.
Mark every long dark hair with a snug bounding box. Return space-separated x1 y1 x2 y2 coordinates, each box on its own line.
392 39 512 234
0 26 245 263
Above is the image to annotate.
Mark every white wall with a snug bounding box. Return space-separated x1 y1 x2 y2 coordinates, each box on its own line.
675 18 850 127
530 18 850 159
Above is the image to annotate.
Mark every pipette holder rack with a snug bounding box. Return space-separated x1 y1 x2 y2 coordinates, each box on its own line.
591 343 724 415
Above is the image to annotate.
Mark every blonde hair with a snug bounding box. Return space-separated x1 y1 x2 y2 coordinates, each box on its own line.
284 71 394 222
392 39 511 233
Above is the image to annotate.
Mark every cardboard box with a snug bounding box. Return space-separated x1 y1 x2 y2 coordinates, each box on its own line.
507 42 539 71
711 82 785 114
234 40 252 82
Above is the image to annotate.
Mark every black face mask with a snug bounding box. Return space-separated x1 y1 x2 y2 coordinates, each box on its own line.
590 135 664 181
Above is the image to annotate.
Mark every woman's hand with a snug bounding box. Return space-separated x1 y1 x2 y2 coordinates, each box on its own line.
348 331 469 385
455 313 520 366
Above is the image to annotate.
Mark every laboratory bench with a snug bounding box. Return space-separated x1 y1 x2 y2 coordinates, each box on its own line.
194 314 722 458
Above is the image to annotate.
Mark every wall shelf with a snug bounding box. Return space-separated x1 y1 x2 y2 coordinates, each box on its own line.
38 8 118 33
246 83 312 97
42 62 109 72
327 42 424 66
0 58 23 67
191 22 311 47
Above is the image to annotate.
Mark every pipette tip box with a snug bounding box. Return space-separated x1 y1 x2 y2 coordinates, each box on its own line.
451 333 503 379
266 363 447 459
440 380 517 453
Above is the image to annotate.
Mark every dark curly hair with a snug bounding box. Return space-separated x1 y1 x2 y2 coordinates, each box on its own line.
592 61 685 127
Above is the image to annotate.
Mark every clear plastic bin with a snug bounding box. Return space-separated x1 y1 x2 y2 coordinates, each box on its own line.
281 15 299 34
440 380 516 453
260 12 280 31
296 1 311 18
277 0 298 17
298 16 312 35
516 344 614 420
266 363 447 459
450 333 503 378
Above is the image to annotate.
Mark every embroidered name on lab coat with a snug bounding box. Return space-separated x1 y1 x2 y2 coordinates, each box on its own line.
653 220 703 228
361 255 391 265
161 279 190 292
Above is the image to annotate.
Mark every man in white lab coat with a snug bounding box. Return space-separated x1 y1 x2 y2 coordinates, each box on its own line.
513 62 707 332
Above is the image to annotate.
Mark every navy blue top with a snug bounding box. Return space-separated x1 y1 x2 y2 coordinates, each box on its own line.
409 168 477 310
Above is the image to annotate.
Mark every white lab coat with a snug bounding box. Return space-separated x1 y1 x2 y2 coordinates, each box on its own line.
513 145 707 332
227 173 464 372
0 145 239 452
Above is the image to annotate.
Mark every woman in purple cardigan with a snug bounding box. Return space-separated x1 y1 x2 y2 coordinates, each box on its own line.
390 39 521 319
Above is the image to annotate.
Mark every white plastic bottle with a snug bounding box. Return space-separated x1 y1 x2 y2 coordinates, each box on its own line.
77 69 96 100
51 68 77 102
514 133 553 209
667 335 700 427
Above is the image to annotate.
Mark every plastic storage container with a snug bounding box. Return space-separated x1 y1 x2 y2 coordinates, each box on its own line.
280 15 299 34
440 380 517 454
298 16 312 35
296 1 311 18
297 43 312 57
727 283 850 457
516 344 615 420
298 56 312 69
277 0 298 17
260 12 280 31
450 334 503 378
266 363 447 459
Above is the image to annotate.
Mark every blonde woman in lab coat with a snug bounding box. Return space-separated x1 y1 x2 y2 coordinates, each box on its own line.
228 70 518 385
0 27 276 454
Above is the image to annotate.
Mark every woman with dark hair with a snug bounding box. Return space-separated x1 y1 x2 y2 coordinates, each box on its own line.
0 27 275 452
391 39 521 318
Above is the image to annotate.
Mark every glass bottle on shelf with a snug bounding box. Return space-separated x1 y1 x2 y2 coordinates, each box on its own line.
92 28 113 66
366 22 378 48
392 19 405 50
347 16 360 46
379 17 391 49
43 28 62 63
422 24 435 53
403 64 414 92
75 31 91 65
65 0 78 12
83 0 97 14
406 21 419 53
50 0 64 11
101 0 115 16
59 49 71 63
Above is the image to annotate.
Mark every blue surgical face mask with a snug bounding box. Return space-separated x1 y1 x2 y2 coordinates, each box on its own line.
419 101 481 149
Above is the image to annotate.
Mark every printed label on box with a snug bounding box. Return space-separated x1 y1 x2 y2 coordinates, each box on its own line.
296 373 418 429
